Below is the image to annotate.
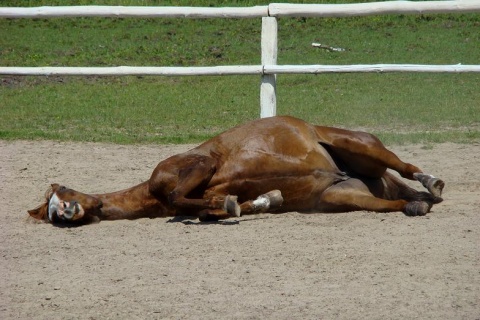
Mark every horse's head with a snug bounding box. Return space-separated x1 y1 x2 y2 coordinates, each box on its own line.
28 184 103 224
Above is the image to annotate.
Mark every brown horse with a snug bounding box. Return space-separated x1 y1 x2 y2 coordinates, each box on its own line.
28 116 444 225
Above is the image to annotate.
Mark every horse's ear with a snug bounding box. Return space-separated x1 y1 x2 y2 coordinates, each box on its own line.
28 203 48 220
28 184 56 221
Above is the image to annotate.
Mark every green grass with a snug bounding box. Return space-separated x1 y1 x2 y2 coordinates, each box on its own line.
1 0 479 144
0 76 260 143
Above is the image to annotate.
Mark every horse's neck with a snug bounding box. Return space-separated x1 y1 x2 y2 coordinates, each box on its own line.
95 181 168 220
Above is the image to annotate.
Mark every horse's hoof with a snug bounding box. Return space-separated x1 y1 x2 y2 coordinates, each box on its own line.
428 178 444 198
263 190 284 208
404 201 431 216
413 173 444 197
224 195 241 217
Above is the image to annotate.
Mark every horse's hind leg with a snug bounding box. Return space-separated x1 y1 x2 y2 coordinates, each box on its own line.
318 179 431 216
413 173 445 198
317 126 444 196
318 127 419 178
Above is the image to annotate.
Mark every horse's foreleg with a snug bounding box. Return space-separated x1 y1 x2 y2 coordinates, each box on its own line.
198 190 284 222
239 190 284 215
155 155 236 214
169 158 219 207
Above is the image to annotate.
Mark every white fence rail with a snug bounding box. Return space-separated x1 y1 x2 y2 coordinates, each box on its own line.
1 1 480 117
269 1 480 17
3 64 480 77
0 5 268 18
1 1 479 18
266 64 480 74
0 66 264 76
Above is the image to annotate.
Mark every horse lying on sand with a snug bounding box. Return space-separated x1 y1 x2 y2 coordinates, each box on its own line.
28 116 444 225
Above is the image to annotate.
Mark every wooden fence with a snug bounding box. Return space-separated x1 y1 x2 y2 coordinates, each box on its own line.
1 1 480 117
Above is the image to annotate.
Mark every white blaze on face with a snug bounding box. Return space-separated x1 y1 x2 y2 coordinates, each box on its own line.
48 193 85 221
48 193 61 221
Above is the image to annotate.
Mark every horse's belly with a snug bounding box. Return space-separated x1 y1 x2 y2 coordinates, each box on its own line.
206 169 345 212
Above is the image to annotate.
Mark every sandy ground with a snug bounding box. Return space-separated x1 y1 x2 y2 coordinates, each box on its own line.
1 140 479 320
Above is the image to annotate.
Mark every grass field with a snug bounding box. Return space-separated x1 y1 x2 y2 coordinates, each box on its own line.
1 0 479 144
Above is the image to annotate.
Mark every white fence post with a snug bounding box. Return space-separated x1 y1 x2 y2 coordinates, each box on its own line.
260 16 278 118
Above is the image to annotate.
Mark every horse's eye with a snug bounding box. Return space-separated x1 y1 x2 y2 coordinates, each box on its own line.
59 186 67 192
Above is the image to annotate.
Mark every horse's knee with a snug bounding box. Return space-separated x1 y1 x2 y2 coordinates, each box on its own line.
168 190 182 207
